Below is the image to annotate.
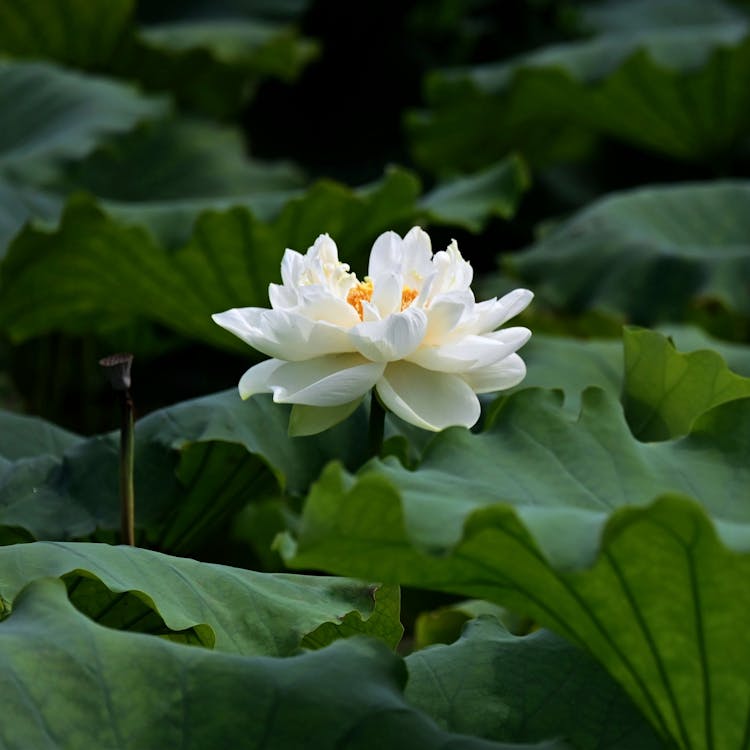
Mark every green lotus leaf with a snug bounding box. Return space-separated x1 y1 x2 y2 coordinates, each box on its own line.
52 117 305 249
124 19 318 117
0 0 134 68
283 387 750 565
0 387 372 551
0 84 301 257
0 577 553 749
418 155 530 232
282 388 750 749
0 0 317 117
0 61 166 172
0 177 61 260
1 115 304 255
409 18 750 173
406 617 662 750
0 409 81 461
658 324 750 372
62 118 305 204
623 327 750 440
138 17 318 80
516 326 750 427
500 182 750 328
0 541 403 653
508 334 622 415
580 0 745 34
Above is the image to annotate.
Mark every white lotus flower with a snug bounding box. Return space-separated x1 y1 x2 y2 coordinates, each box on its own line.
212 227 532 435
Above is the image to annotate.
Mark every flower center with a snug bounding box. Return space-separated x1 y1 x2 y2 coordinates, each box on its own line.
400 286 418 310
346 280 419 320
346 279 374 320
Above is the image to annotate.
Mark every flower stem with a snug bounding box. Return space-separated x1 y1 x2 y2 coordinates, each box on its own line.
369 390 386 457
99 353 136 546
120 389 135 546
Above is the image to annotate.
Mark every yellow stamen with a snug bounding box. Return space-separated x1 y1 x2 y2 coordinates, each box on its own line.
400 286 418 311
347 280 419 320
346 279 373 320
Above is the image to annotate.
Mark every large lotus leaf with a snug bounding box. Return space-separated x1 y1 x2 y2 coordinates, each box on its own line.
0 0 317 117
0 0 134 68
60 118 304 204
659 323 750 373
0 410 81 461
517 326 750 420
102 190 297 251
52 117 305 249
0 542 403 652
2 116 303 255
623 327 750 440
0 579 550 750
0 412 87 544
408 19 750 173
123 19 318 117
283 388 750 562
406 617 662 750
138 17 317 81
500 182 750 326
418 155 530 232
0 388 371 550
509 334 622 415
0 177 61 259
580 0 746 34
0 160 527 349
0 61 166 172
0 80 301 257
282 390 750 749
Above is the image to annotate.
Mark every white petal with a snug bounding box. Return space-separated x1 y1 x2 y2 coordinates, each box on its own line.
462 353 527 393
292 235 355 297
270 354 385 406
360 299 382 322
370 271 402 316
288 398 363 437
280 249 304 286
349 307 427 362
238 359 284 399
483 326 532 351
401 227 434 284
422 290 474 344
429 240 473 297
376 361 480 431
263 313 354 359
472 289 534 334
408 327 530 373
268 283 298 310
408 336 500 372
214 308 353 360
368 230 402 278
309 233 337 260
212 308 266 346
296 287 360 326
415 271 435 306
